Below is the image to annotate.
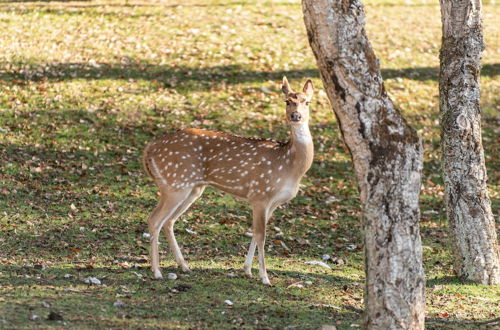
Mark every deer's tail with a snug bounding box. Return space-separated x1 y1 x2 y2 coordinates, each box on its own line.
142 143 153 179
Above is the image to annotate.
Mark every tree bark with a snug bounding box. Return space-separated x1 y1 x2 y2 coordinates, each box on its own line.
439 0 500 285
302 0 425 329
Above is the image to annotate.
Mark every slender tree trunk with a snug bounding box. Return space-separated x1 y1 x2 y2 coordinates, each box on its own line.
439 0 500 285
302 0 425 328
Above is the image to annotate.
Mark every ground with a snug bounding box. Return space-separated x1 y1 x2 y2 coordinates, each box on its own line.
0 0 499 329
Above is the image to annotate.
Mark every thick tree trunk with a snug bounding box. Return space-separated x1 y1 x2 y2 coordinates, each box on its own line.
439 0 500 285
302 0 425 328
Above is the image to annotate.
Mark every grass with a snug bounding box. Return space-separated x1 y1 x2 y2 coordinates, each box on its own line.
0 0 498 328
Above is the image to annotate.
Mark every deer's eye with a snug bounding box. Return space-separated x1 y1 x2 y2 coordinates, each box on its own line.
285 100 291 105
305 101 310 106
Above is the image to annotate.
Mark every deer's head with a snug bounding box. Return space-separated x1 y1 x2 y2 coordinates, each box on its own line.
281 77 314 125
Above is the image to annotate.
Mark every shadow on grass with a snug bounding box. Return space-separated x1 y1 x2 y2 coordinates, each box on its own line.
425 275 482 287
0 264 361 327
382 63 499 81
1 61 498 91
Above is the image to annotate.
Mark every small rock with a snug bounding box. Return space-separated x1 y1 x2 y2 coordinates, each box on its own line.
41 301 51 308
0 128 7 133
224 299 234 306
321 254 331 261
83 277 101 285
332 257 345 265
167 273 177 280
297 238 311 246
304 280 313 285
325 195 340 204
260 86 273 94
320 324 337 330
185 228 197 235
321 325 337 330
113 301 125 308
63 274 72 278
131 271 143 278
244 232 253 238
47 311 63 321
346 244 357 251
287 282 304 289
226 272 236 278
305 260 331 269
142 233 151 239
350 324 360 328
30 314 40 321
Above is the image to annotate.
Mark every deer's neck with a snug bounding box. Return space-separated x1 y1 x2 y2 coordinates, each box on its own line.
287 122 314 177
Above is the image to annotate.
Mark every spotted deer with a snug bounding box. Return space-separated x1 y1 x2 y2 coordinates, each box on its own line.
142 77 314 285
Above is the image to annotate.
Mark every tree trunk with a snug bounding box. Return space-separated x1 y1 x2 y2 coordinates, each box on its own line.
302 0 425 329
439 0 500 285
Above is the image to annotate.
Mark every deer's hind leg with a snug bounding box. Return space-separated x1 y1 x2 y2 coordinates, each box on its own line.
148 188 193 279
161 186 205 272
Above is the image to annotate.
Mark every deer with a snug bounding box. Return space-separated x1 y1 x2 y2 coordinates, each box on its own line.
142 77 314 285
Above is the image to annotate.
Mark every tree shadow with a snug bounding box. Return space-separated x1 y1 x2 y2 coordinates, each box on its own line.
0 1 256 18
0 264 361 327
0 61 318 91
1 61 497 91
425 275 479 287
381 63 499 81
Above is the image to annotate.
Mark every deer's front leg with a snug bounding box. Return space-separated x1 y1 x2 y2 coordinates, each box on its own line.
252 205 271 285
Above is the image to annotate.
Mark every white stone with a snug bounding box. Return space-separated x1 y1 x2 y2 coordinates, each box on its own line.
83 277 101 285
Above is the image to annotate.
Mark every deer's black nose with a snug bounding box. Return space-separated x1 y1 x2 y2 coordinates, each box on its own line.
290 112 302 122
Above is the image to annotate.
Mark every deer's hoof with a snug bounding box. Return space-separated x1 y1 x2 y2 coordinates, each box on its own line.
243 265 253 277
153 270 163 280
262 277 272 286
181 265 191 273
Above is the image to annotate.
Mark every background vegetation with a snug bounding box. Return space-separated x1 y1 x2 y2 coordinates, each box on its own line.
0 0 498 328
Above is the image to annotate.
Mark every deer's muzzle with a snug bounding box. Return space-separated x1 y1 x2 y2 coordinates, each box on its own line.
290 112 302 122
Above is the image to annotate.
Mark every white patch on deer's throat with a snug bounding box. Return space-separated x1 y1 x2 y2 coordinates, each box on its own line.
292 122 311 144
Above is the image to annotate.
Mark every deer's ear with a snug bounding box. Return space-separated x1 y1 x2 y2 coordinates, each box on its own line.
282 76 292 95
303 79 314 99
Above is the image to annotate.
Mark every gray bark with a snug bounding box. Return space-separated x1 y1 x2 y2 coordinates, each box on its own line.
439 0 500 285
302 0 425 328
